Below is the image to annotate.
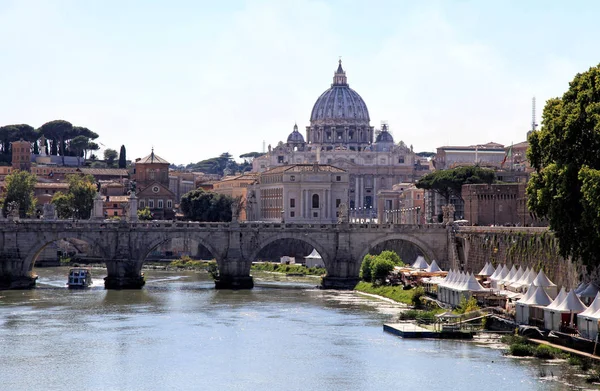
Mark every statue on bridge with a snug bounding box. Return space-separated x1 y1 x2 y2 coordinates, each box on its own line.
231 196 245 223
442 204 455 226
337 202 349 224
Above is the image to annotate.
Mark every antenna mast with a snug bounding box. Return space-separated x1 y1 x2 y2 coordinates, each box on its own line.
262 140 266 154
531 97 538 132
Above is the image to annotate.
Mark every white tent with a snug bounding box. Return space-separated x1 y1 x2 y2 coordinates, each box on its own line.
575 282 588 295
508 266 524 285
478 262 495 276
544 290 587 331
411 256 429 269
579 283 600 303
489 264 503 280
501 265 518 287
516 285 553 325
425 260 442 273
533 270 558 299
304 249 323 268
509 267 532 292
492 265 509 289
577 292 600 339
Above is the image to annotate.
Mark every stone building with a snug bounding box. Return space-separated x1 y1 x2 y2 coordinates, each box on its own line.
246 163 348 223
377 183 425 224
134 149 176 220
462 183 520 226
212 173 258 221
252 61 429 214
11 139 31 171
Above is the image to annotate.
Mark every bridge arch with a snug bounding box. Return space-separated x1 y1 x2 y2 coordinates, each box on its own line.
357 233 437 265
23 232 110 273
248 233 332 266
141 233 224 263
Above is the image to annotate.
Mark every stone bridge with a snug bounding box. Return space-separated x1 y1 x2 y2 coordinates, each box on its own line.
0 220 450 290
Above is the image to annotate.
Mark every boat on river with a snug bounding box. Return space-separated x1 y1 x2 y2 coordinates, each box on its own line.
67 268 92 288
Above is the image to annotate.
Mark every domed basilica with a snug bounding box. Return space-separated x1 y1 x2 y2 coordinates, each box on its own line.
252 61 430 213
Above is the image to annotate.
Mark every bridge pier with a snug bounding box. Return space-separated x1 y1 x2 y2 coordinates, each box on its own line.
214 275 254 289
320 276 360 290
104 260 145 289
0 274 38 290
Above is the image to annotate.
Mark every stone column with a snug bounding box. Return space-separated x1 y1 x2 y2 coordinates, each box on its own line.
127 192 138 223
214 226 253 289
104 259 146 289
92 193 104 220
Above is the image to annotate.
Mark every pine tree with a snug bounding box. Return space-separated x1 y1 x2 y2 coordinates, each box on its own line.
118 145 127 168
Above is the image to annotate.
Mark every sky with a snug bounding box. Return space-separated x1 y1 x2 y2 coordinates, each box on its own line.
1 0 599 166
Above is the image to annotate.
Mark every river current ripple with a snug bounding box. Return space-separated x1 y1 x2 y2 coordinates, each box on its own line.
0 268 588 391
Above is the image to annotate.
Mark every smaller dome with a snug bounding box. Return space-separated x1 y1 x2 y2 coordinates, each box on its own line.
375 130 394 144
287 123 305 144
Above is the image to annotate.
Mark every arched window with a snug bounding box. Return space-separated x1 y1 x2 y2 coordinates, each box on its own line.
312 194 319 208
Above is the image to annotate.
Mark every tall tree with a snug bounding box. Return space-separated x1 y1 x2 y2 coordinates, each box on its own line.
416 166 496 203
118 145 127 168
180 189 233 222
51 174 97 219
39 120 73 161
527 64 600 268
2 170 37 218
104 148 118 167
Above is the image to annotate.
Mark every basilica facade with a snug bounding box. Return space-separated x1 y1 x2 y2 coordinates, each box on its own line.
252 61 430 214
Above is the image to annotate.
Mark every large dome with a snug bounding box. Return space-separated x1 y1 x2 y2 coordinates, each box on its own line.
310 61 370 127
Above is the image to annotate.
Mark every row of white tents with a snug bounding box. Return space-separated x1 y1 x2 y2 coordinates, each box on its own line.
478 263 558 297
437 270 488 306
410 256 442 273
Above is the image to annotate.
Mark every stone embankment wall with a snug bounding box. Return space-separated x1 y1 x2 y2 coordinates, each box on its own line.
453 227 583 289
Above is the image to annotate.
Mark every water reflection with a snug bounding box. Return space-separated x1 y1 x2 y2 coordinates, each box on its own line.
0 268 587 391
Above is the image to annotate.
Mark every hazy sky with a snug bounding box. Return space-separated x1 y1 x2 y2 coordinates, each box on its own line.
1 0 598 165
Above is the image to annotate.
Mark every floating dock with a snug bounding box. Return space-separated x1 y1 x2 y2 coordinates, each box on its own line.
384 322 474 339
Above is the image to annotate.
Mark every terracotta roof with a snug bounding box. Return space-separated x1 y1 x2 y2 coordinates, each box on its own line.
35 182 69 189
80 168 129 176
263 164 345 174
438 142 505 151
137 149 169 164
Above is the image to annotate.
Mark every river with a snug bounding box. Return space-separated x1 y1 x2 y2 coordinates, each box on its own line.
0 267 592 390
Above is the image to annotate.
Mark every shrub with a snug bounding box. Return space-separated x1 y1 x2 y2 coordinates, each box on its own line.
411 286 425 308
534 344 562 359
455 296 479 314
360 255 375 282
509 343 534 357
370 258 395 285
377 250 403 266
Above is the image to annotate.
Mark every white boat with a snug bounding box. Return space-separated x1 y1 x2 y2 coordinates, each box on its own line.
67 268 92 288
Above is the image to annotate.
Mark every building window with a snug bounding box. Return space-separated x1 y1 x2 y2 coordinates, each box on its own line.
290 211 295 218
398 157 405 164
167 200 172 209
312 194 319 208
350 159 355 163
278 156 284 163
158 199 164 208
114 211 118 216
290 175 295 182
149 200 155 208
290 198 295 208
336 176 341 182
313 212 318 218
140 200 145 208
327 158 332 164
337 131 343 140
336 199 341 208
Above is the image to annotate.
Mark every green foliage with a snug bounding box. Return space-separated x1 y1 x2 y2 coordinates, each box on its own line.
51 174 96 219
416 166 496 203
251 262 325 276
527 64 600 268
118 145 127 168
2 170 37 218
169 256 211 269
186 152 251 175
509 343 534 357
137 206 153 221
103 148 118 167
354 281 415 305
377 250 404 266
180 188 233 222
360 254 375 282
455 296 480 314
533 344 563 359
411 286 425 307
370 258 395 285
